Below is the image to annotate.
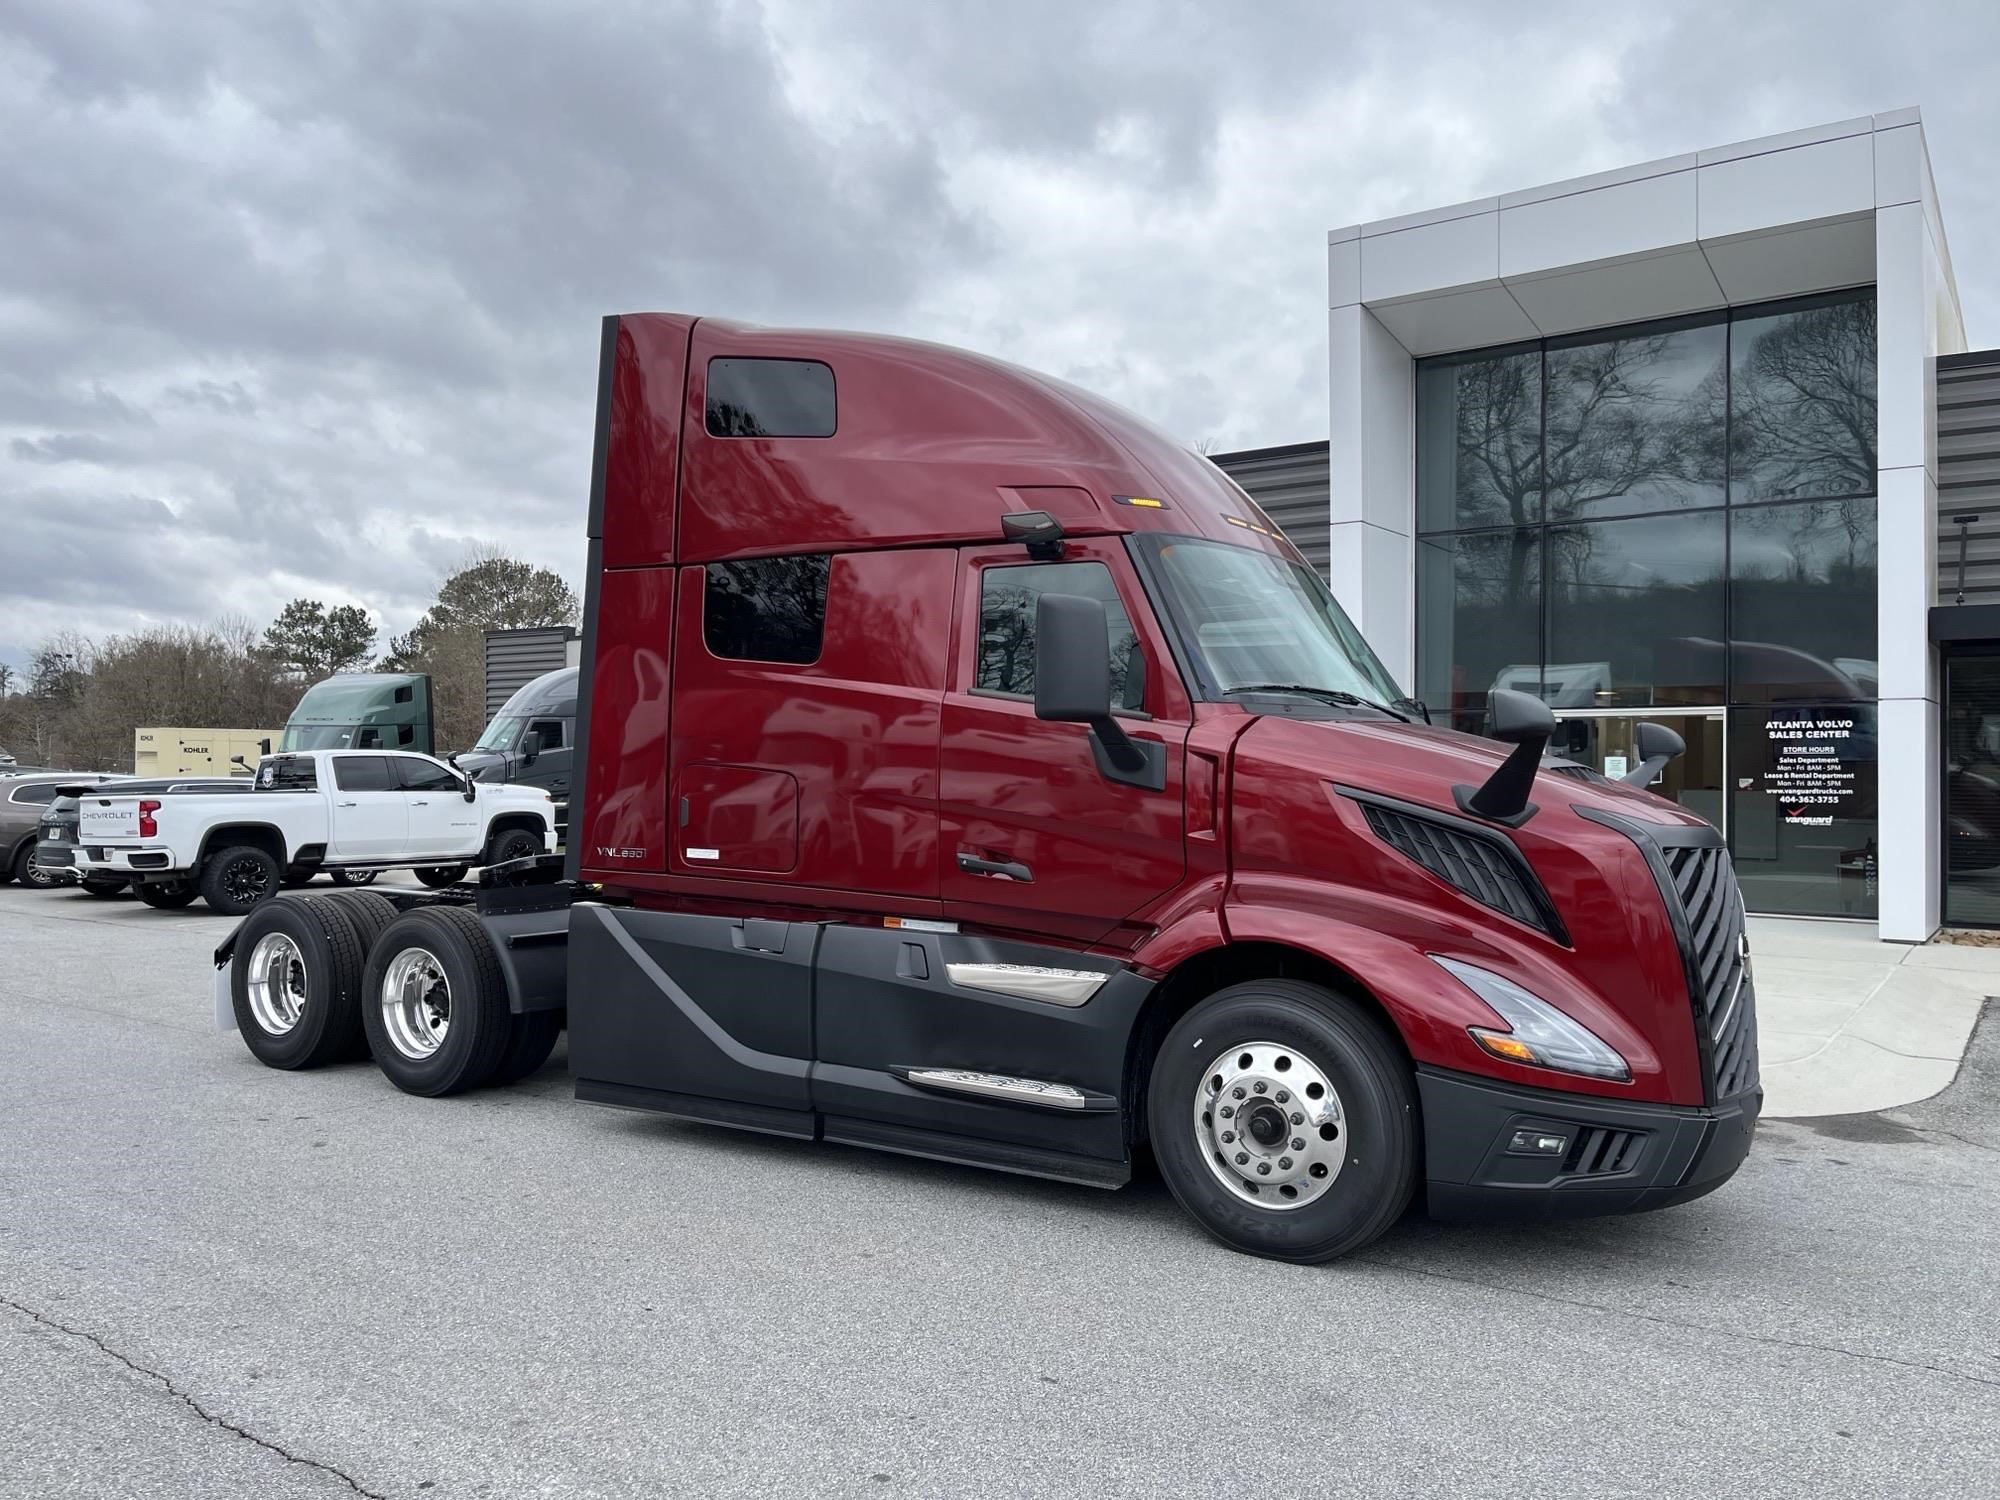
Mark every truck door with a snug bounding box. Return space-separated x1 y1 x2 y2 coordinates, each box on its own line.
523 714 571 808
394 755 476 857
328 755 409 859
937 541 1190 944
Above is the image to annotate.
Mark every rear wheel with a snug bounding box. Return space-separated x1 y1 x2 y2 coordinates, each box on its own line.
330 869 379 887
135 882 198 909
78 876 128 899
494 1011 564 1084
200 845 281 916
316 890 400 1061
15 839 62 890
362 906 512 1096
482 828 542 867
1147 979 1417 1263
413 864 468 889
230 896 367 1069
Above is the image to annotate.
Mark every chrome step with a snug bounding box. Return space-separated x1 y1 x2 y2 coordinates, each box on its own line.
902 1068 1088 1110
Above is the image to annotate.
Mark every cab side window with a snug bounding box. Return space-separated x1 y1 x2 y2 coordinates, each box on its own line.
394 758 461 793
333 756 396 792
527 718 566 750
976 561 1145 711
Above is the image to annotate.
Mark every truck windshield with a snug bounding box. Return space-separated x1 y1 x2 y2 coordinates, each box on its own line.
279 724 371 752
475 716 524 752
1136 535 1404 706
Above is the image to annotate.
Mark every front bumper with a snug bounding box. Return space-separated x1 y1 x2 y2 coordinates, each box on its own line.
1419 1065 1759 1221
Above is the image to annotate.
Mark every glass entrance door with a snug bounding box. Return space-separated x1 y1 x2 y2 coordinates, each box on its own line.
1944 653 2000 928
1551 712 1726 830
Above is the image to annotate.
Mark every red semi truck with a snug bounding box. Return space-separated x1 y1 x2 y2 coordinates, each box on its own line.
216 313 1760 1262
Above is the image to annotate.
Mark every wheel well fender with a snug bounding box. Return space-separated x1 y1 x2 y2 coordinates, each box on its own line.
1123 940 1414 1148
484 812 546 846
197 824 288 867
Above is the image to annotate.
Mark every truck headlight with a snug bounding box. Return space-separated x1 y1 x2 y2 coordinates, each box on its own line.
1431 956 1630 1082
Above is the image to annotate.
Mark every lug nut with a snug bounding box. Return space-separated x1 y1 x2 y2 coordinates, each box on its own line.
1289 1111 1303 1125
1220 1105 1234 1118
1235 1152 1249 1165
1220 1131 1235 1144
1256 1162 1271 1175
1232 1087 1245 1100
1291 1137 1305 1151
1275 1090 1289 1104
1252 1082 1268 1094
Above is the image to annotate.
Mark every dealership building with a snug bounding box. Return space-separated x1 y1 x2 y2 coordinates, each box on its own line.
1217 108 2000 942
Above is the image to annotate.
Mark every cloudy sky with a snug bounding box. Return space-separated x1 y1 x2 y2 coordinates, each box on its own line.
4 0 1997 674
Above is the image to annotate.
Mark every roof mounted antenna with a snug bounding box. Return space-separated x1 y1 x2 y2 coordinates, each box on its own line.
1001 510 1065 561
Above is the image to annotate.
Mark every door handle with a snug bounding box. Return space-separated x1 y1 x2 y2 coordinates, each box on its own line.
338 801 358 808
957 851 1033 882
412 800 430 806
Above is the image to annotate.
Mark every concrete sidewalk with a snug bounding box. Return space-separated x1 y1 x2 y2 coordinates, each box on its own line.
1752 917 1998 1117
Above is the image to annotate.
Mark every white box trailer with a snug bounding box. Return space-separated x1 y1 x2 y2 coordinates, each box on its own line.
133 728 276 778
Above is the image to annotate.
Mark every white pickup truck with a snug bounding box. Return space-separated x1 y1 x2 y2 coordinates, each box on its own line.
74 750 556 914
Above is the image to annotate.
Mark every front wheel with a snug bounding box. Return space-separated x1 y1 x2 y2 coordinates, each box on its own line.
482 828 543 867
1147 979 1417 1264
412 864 468 889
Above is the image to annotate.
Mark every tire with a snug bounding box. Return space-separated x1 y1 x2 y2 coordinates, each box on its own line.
1146 979 1418 1264
200 845 281 916
413 864 469 889
494 1011 564 1084
331 869 379 887
361 905 512 1096
14 839 62 890
78 877 129 899
229 895 368 1070
134 882 198 909
315 890 400 1061
482 827 542 867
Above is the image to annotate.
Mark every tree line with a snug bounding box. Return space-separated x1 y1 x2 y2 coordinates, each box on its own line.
0 550 577 772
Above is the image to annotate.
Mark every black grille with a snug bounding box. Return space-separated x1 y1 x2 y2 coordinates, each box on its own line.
1661 845 1760 1099
1358 801 1561 938
1561 1126 1642 1176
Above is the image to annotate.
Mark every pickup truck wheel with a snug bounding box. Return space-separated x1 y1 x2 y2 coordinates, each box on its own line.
1147 979 1417 1264
78 876 129 899
15 839 62 890
413 864 469 889
483 828 542 867
135 882 198 909
230 896 367 1069
362 906 511 1096
200 845 280 916
330 869 379 887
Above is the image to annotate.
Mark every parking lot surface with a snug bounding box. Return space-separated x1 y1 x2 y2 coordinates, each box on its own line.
2 880 1998 1499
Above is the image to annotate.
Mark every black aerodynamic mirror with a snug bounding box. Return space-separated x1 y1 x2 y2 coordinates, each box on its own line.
1624 721 1686 787
1034 592 1157 786
1458 688 1557 826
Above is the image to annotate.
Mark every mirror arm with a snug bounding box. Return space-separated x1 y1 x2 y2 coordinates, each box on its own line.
1455 737 1547 826
1089 715 1147 773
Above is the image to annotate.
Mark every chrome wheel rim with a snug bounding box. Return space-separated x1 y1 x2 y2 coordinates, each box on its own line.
245 932 308 1036
1193 1040 1346 1211
381 947 450 1059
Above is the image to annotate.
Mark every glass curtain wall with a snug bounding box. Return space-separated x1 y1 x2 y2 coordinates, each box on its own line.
1413 290 1879 917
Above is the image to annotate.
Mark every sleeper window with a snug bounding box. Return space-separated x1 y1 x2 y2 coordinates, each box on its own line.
705 358 836 438
976 561 1145 711
704 555 832 664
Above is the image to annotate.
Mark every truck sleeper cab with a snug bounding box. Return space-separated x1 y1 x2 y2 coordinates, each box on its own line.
220 313 1759 1264
458 667 576 839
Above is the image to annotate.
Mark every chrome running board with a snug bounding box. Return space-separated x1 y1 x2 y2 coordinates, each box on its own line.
902 1068 1090 1110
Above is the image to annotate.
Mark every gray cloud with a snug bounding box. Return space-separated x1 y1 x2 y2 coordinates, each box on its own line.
2 0 1996 675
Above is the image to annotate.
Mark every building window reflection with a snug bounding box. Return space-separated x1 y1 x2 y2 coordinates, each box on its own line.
1413 287 1878 917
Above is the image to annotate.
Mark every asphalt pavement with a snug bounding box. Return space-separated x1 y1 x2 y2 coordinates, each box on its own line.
1 880 1997 1499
